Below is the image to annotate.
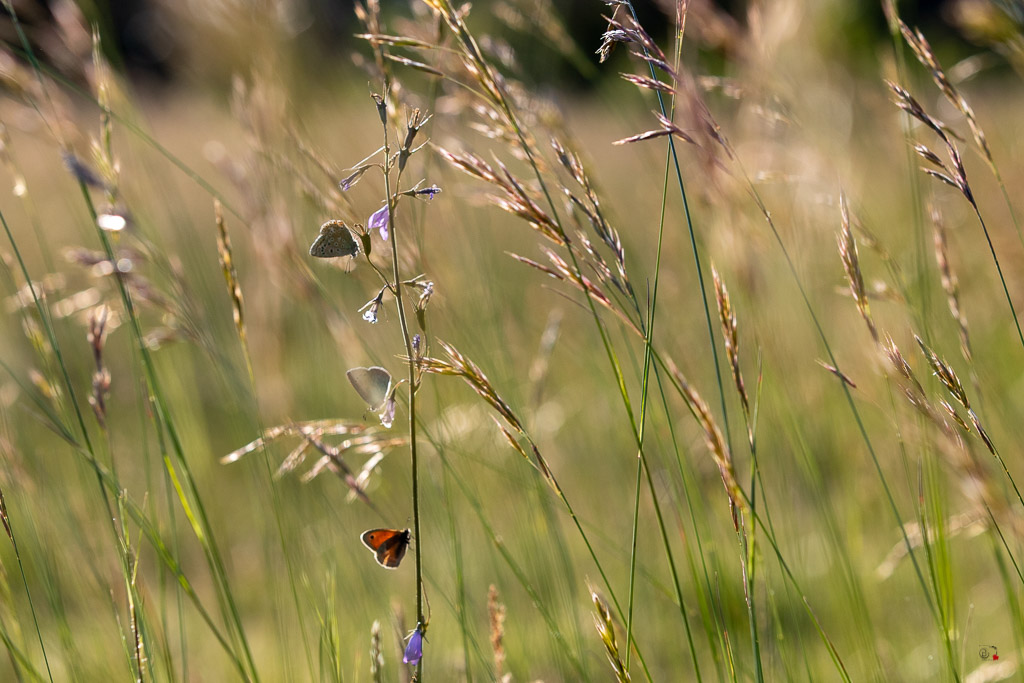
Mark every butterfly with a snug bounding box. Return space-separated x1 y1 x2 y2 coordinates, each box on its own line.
361 528 411 569
310 220 359 258
346 366 392 411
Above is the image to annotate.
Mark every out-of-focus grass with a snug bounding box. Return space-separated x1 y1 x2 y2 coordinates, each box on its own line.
0 1 1023 681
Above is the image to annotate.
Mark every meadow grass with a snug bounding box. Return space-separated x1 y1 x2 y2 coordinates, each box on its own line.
1 0 1024 681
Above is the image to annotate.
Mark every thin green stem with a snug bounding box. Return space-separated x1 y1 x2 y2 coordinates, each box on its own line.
377 90 424 675
621 1 732 445
970 205 1024 353
76 185 260 682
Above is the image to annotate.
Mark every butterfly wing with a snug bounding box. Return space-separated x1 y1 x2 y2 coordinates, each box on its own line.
361 528 411 569
347 367 392 411
310 220 359 258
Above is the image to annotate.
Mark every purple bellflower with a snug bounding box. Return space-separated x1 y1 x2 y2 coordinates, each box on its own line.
368 205 390 241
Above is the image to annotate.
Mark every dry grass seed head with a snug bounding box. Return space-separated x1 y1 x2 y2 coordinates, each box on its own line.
876 510 986 579
931 206 972 364
488 585 507 677
370 620 384 683
898 20 994 167
87 305 111 428
590 588 630 683
221 420 369 464
711 263 749 418
914 335 970 410
416 340 527 437
837 194 878 342
668 362 743 527
214 200 247 348
880 335 934 422
886 80 976 205
816 360 857 388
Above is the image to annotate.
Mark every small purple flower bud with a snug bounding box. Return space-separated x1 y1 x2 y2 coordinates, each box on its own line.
403 626 423 665
416 185 441 200
338 166 369 192
369 205 390 241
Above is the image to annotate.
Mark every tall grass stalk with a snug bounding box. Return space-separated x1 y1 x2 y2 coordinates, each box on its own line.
426 7 716 680
374 80 426 677
883 0 934 343
0 451 54 682
611 1 733 672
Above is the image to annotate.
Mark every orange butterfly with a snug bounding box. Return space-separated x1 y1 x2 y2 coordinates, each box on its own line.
361 528 411 569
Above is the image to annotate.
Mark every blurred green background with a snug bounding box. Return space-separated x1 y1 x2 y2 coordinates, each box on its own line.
0 0 1023 681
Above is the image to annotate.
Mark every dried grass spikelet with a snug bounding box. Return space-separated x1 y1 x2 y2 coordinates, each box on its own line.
897 19 995 171
370 620 384 683
914 335 969 410
939 399 972 434
837 194 878 342
605 6 731 180
352 32 436 51
0 477 10 542
87 305 111 429
563 194 624 282
222 420 406 507
488 585 507 678
299 434 407 483
589 587 630 683
64 243 203 347
711 263 749 421
878 335 1000 517
876 510 986 579
598 10 671 71
214 200 247 351
495 159 562 239
816 360 857 388
436 146 565 246
4 273 65 315
914 335 994 455
415 340 524 434
552 138 630 284
414 339 556 481
931 205 973 366
612 111 698 147
880 334 939 427
90 31 121 202
422 0 506 104
886 81 976 206
507 248 642 338
619 72 676 95
667 361 744 528
881 335 923 397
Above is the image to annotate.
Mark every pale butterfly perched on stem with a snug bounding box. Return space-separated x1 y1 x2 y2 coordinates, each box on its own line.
310 219 359 258
347 366 398 427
